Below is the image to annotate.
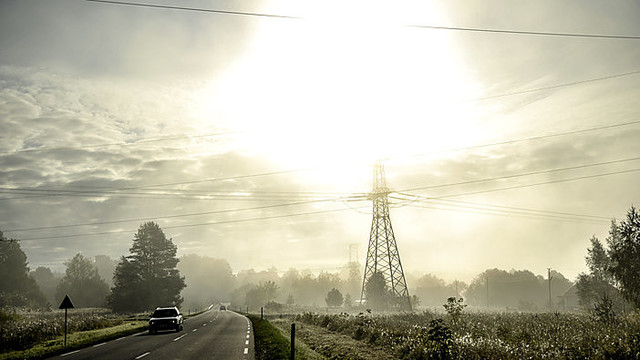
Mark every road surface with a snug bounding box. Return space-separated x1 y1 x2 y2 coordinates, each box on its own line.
50 309 254 360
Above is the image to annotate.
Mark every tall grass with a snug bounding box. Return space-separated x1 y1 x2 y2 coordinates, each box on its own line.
0 308 124 352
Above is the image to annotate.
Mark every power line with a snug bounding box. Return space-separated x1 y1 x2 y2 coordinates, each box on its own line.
384 120 640 162
421 168 640 199
0 130 241 155
85 0 300 19
392 194 610 223
4 120 639 201
8 163 635 241
3 68 637 159
399 155 640 193
10 204 369 241
407 24 640 40
463 70 640 102
398 194 610 221
84 0 640 40
404 203 607 224
3 199 343 232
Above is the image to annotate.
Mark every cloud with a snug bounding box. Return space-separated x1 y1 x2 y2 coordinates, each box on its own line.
0 0 256 79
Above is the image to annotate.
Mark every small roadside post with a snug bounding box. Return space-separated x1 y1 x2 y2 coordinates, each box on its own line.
59 295 75 347
290 323 295 360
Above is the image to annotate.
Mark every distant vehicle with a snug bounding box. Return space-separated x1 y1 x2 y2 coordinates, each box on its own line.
149 306 184 334
219 305 226 311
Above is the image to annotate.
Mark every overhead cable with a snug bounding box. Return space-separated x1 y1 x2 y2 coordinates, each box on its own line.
85 0 640 40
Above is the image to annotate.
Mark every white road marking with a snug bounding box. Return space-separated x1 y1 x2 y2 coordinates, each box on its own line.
203 323 207 326
192 329 198 332
174 334 187 342
115 337 125 341
246 334 249 339
61 350 80 357
244 348 248 354
93 342 107 347
245 340 249 345
246 330 250 334
135 352 150 359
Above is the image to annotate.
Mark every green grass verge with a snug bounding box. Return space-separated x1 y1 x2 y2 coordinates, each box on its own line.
0 321 148 360
248 315 324 360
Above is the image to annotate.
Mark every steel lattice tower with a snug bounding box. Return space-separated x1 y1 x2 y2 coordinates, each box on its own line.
360 162 412 311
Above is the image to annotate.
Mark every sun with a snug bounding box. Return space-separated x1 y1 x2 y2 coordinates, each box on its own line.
191 2 489 188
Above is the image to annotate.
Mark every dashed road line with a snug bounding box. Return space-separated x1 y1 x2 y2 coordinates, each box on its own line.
135 352 150 359
174 334 187 342
245 340 249 345
192 329 198 332
60 350 80 357
93 342 107 347
246 334 250 339
244 348 248 355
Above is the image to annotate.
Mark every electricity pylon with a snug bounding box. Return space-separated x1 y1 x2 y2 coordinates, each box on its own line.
360 162 412 311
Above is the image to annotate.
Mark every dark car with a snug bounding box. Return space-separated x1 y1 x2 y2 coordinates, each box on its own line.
149 306 183 334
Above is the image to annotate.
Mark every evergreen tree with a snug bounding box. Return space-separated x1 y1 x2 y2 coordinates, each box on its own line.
55 253 109 308
109 256 142 312
325 288 344 307
365 272 390 310
109 222 185 312
0 232 47 308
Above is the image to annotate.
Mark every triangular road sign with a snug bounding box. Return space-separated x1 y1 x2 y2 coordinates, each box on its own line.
59 295 74 309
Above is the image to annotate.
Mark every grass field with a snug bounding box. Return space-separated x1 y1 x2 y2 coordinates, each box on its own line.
286 310 640 359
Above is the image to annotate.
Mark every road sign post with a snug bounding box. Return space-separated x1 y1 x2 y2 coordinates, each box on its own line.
59 295 75 347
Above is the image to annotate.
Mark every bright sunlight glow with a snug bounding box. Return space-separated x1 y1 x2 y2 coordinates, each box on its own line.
191 1 489 187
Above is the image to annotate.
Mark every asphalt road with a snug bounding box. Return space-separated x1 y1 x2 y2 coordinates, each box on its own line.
50 309 254 360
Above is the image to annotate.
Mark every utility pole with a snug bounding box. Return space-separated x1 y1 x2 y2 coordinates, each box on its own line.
360 162 412 311
548 268 553 310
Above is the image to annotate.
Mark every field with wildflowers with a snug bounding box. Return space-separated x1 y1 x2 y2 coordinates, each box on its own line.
291 311 640 359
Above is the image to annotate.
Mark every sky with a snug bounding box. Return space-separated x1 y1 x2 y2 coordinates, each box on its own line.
1 0 640 284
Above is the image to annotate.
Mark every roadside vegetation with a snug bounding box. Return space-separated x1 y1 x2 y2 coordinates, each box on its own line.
0 308 147 360
249 314 323 360
294 310 640 359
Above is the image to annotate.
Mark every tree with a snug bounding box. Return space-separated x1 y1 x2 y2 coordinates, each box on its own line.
178 255 234 310
55 253 110 308
244 281 279 308
325 288 344 307
109 222 186 312
412 273 464 307
576 223 627 312
0 232 47 308
31 266 61 306
365 272 390 310
609 207 640 308
94 255 118 288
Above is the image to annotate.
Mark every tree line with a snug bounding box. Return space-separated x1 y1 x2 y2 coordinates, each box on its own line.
0 222 185 312
3 206 640 313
